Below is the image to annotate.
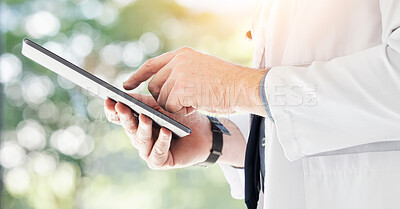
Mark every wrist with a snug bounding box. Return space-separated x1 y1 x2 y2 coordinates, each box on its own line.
197 116 245 167
216 118 246 167
232 67 268 117
198 117 214 163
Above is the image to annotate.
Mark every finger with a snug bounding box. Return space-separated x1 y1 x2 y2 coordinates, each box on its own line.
125 93 168 117
172 106 196 116
157 78 176 111
115 102 138 138
104 98 120 124
148 128 172 168
135 114 154 158
148 63 173 101
165 83 197 115
126 93 156 106
123 51 178 90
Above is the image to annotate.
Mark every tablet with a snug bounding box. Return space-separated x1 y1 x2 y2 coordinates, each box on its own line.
21 38 191 138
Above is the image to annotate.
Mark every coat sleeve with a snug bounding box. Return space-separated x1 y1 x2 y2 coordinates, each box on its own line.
218 113 250 199
261 0 400 161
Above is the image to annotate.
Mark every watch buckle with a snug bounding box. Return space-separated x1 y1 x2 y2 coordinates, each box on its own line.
211 150 222 156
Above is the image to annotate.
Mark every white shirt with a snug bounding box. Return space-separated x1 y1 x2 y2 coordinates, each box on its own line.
220 0 400 208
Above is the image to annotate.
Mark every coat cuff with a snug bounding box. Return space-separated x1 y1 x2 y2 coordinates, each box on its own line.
218 113 250 199
259 69 274 122
261 66 306 161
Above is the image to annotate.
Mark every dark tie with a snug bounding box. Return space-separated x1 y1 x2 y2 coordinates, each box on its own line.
244 115 263 209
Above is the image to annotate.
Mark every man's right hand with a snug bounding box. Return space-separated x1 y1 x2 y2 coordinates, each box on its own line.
104 93 245 169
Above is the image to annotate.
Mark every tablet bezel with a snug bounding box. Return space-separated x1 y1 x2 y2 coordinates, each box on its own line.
22 38 191 138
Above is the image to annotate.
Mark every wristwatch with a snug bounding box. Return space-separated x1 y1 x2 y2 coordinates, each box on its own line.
197 116 231 167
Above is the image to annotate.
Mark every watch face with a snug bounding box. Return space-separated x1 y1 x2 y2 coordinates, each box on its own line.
208 116 220 124
207 116 231 135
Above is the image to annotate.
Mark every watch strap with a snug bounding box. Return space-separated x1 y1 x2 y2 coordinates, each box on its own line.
197 116 230 167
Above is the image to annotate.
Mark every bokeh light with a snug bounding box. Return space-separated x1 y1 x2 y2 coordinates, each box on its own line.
0 53 22 83
80 0 104 20
49 162 78 197
70 34 94 58
4 167 31 195
122 41 145 67
100 43 123 65
24 11 60 38
140 32 161 55
29 152 58 176
50 125 94 158
21 75 55 105
17 119 46 151
0 141 26 169
96 3 119 26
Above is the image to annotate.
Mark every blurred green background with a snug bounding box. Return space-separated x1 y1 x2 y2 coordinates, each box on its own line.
0 0 255 208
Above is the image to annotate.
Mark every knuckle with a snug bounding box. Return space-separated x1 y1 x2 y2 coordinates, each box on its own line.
171 64 186 75
172 53 189 65
121 120 133 130
148 82 159 95
126 128 135 136
137 137 147 145
137 130 151 146
179 47 193 53
153 147 166 156
143 58 155 69
136 128 147 140
174 53 187 60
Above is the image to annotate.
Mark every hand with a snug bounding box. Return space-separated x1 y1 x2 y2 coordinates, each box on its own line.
104 93 212 169
123 47 267 117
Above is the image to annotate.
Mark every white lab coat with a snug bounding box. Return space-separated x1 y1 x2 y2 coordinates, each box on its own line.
220 0 400 208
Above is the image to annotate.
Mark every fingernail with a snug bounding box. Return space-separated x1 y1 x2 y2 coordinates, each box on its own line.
139 114 147 125
123 83 130 90
161 129 170 137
